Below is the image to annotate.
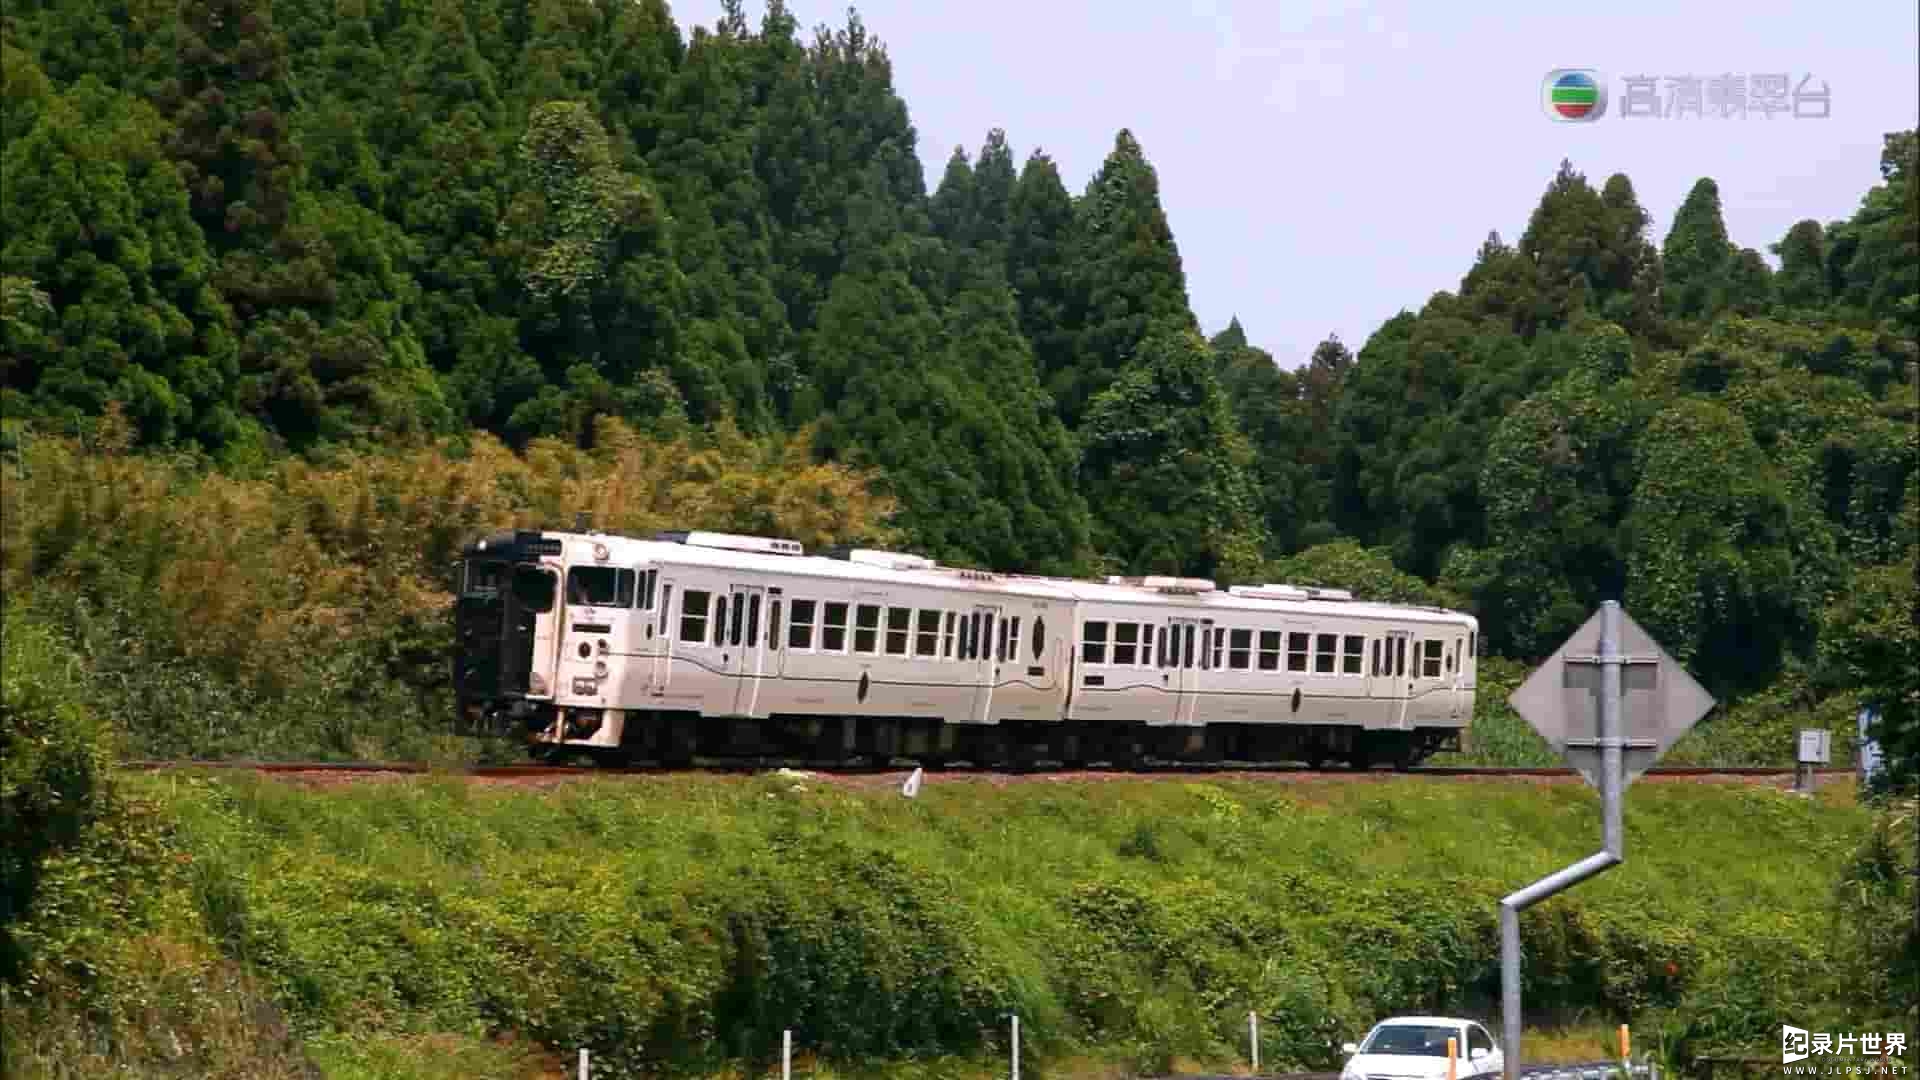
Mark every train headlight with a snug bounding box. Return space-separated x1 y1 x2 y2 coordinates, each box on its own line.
594 660 608 678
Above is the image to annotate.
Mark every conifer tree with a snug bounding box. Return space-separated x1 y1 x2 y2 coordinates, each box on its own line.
1065 130 1196 426
1007 149 1080 409
1663 177 1734 319
1080 325 1267 580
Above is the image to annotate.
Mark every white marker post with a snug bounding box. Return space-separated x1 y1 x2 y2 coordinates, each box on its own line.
1250 1011 1260 1072
783 1029 792 1080
1011 1015 1020 1080
578 1047 589 1080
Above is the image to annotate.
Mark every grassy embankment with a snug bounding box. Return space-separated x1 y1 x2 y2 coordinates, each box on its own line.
6 709 1902 1077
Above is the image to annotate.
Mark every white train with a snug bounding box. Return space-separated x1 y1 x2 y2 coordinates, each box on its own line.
453 528 1480 768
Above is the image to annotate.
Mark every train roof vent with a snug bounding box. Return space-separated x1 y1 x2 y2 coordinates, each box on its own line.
1108 575 1216 595
843 549 938 572
655 530 805 556
1229 584 1311 601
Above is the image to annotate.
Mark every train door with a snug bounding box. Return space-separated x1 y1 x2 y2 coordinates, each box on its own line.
514 565 561 699
968 604 1001 724
1169 617 1203 724
649 578 677 697
1385 629 1414 729
725 583 767 715
1409 633 1448 723
1449 633 1466 719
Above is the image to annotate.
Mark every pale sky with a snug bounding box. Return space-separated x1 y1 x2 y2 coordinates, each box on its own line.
671 1 1920 369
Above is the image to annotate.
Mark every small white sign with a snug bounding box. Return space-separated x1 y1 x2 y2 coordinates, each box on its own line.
1797 729 1831 764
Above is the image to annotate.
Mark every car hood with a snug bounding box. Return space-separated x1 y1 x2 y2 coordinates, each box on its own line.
1345 1052 1464 1078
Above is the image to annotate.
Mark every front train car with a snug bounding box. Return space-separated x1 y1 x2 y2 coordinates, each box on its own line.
453 529 567 739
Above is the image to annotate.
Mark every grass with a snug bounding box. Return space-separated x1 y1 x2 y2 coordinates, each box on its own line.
105 768 1877 1077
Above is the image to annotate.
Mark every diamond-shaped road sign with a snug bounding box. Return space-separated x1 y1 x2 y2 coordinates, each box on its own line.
1509 606 1717 789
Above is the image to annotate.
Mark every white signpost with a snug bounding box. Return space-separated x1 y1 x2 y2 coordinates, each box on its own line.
1499 602 1716 1080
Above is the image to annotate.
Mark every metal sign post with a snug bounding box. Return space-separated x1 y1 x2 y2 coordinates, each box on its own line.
1500 602 1716 1080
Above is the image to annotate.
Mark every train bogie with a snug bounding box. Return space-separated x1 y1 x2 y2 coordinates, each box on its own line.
452 530 1479 768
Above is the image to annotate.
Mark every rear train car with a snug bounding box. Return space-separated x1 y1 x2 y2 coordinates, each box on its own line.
452 529 1478 767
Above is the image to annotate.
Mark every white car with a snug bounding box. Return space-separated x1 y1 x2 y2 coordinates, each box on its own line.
1340 1016 1506 1080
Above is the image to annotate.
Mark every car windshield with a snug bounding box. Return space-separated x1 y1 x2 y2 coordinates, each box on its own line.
1361 1025 1460 1057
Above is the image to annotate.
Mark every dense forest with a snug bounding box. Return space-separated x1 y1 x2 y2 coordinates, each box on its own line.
0 0 1915 776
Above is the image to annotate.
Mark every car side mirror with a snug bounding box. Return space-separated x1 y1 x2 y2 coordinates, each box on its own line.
1343 1043 1360 1055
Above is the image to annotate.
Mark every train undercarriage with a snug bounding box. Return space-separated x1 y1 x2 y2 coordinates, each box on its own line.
462 703 1461 771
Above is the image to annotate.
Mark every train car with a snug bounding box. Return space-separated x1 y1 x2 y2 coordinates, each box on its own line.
452 528 1479 768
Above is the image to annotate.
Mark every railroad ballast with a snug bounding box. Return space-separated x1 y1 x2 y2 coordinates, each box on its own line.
452 528 1481 768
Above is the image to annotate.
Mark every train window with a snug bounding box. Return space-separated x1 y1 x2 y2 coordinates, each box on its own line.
1258 630 1281 671
1157 625 1172 669
788 600 815 649
854 605 881 655
679 590 711 644
512 567 555 613
1138 622 1152 667
1210 626 1223 670
768 599 781 651
1395 636 1408 677
1315 633 1338 674
1342 635 1364 675
1287 632 1309 672
1082 621 1108 664
464 560 508 596
638 568 658 610
746 593 761 647
566 566 623 607
1372 639 1385 676
944 611 958 658
1033 617 1046 661
1470 630 1478 657
963 612 978 660
997 617 1012 662
1422 639 1444 677
885 608 911 656
981 613 994 661
1008 617 1022 663
659 585 672 636
1113 623 1138 666
729 595 747 646
1228 628 1252 670
1182 624 1197 669
916 610 941 657
714 595 728 646
822 602 850 652
1447 639 1457 673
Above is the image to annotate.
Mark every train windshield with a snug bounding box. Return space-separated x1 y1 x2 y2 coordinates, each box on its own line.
462 559 511 597
463 560 554 613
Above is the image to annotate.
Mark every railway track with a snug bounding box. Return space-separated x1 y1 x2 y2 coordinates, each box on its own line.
117 759 1853 781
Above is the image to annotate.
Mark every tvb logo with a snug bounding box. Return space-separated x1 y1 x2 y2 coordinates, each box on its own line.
1784 1025 1811 1064
1543 69 1608 122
